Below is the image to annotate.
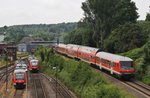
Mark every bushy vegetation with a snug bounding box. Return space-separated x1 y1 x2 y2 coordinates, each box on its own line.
0 23 77 43
63 0 150 86
65 0 138 49
35 47 133 98
104 23 147 53
64 27 96 47
121 44 150 85
145 13 150 21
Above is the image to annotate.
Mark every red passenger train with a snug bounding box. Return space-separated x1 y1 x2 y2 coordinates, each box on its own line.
96 52 135 78
55 44 136 79
12 69 27 88
29 59 40 72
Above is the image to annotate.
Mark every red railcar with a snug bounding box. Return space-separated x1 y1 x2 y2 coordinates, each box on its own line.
56 44 67 55
29 59 40 72
77 46 99 64
96 52 135 78
13 69 27 88
55 44 136 78
66 44 80 58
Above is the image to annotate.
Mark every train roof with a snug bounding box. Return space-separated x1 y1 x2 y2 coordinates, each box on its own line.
30 59 38 62
96 52 133 62
66 44 80 50
67 44 80 47
78 46 100 55
14 69 26 73
58 44 67 47
16 63 27 66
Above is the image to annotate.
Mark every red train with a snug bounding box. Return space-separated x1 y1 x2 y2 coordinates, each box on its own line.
12 69 27 88
55 44 136 78
29 59 40 72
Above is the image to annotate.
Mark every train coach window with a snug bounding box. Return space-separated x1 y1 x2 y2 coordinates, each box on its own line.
90 56 95 59
101 58 105 63
107 60 110 65
16 73 24 80
95 57 100 62
111 62 116 67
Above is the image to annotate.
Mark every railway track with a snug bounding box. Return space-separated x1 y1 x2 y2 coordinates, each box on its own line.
0 62 14 70
32 74 47 98
123 80 150 98
94 67 150 98
0 65 15 82
60 54 150 98
0 66 15 89
14 89 24 98
90 65 150 98
0 57 27 81
41 73 74 98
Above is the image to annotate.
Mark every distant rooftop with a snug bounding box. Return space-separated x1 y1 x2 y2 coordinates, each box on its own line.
19 36 44 44
20 36 34 44
34 38 44 41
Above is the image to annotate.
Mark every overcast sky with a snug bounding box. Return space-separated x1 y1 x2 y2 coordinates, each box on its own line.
0 0 149 27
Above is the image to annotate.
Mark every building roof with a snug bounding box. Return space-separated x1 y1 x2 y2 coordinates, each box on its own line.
34 38 44 41
20 37 34 44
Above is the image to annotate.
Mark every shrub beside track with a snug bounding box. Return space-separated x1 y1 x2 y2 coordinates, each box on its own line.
35 47 133 98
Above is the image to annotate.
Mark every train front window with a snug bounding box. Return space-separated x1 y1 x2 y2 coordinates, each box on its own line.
16 73 24 80
120 61 133 70
31 61 38 66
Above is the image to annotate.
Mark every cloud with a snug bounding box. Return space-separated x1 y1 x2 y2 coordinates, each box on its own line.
132 0 150 20
0 0 149 27
0 0 85 27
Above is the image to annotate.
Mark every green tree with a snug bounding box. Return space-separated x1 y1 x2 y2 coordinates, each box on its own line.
81 0 138 49
64 30 82 45
64 26 96 47
145 6 150 21
0 23 77 43
146 13 150 21
4 25 8 30
104 23 147 53
144 41 150 61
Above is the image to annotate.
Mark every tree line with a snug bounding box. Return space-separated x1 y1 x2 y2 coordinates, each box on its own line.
64 0 150 85
0 22 77 44
64 0 150 53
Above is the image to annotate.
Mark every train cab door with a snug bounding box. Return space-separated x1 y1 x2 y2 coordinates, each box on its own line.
110 62 118 74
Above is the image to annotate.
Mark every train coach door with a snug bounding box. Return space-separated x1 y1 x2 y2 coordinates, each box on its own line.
110 62 113 74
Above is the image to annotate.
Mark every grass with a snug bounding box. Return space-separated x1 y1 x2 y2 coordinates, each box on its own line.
35 48 134 98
